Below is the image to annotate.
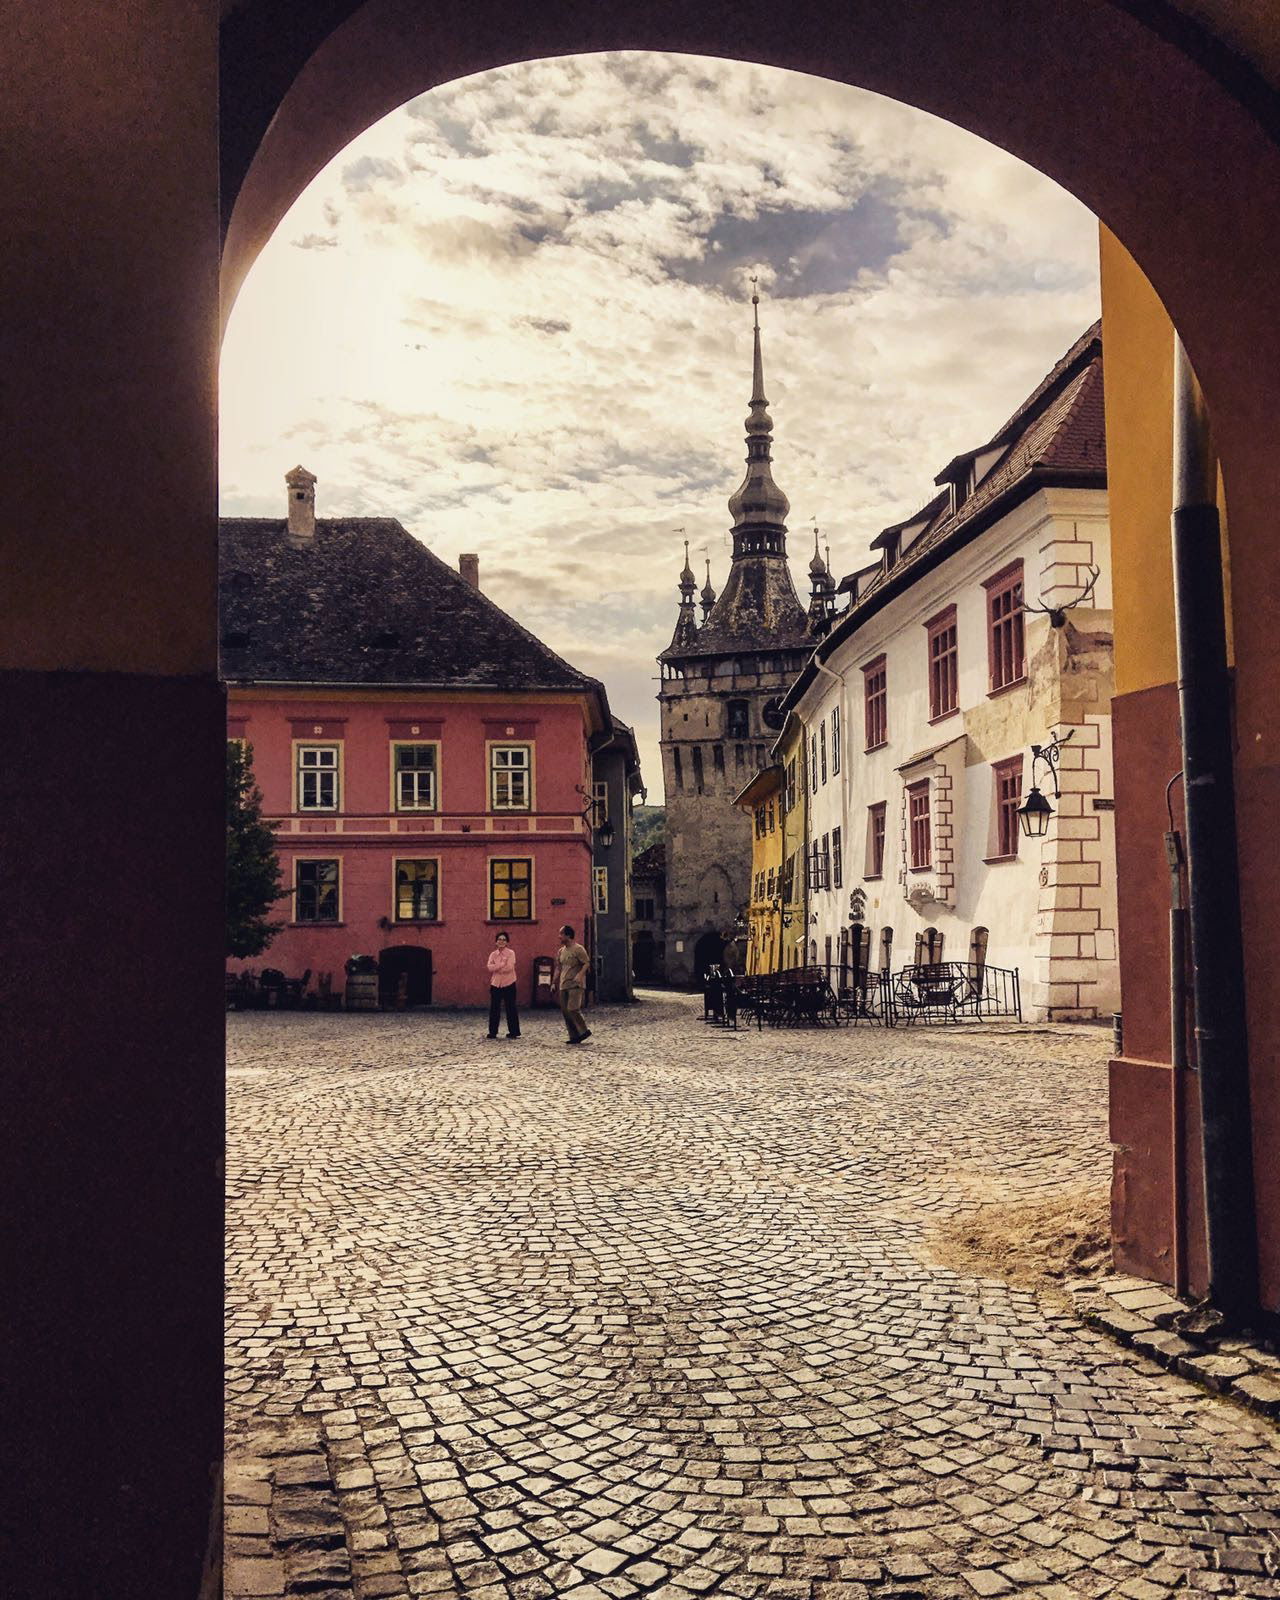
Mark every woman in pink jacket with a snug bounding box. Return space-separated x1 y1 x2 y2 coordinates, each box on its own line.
485 931 520 1040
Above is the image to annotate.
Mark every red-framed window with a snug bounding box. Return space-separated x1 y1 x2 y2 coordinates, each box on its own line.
985 561 1025 692
993 754 1024 859
863 655 887 749
908 780 931 870
867 803 886 878
925 605 959 721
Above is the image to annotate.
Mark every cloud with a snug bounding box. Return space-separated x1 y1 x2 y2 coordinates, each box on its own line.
220 51 1100 793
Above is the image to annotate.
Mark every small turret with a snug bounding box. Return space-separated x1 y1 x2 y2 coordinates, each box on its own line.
700 558 717 623
666 538 700 653
807 525 837 632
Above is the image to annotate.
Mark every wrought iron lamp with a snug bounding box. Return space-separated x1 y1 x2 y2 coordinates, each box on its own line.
1017 729 1074 838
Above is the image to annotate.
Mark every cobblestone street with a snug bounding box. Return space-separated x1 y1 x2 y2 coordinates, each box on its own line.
227 993 1280 1599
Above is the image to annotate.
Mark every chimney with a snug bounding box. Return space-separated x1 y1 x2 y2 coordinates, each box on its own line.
459 553 480 590
285 465 317 543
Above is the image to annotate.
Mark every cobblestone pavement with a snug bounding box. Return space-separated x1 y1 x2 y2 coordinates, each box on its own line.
227 993 1280 1599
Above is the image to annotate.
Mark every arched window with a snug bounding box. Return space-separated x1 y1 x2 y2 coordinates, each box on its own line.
809 939 818 966
922 927 944 965
880 926 894 973
727 699 749 738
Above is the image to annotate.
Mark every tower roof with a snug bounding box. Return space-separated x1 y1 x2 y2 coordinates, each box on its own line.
726 286 791 533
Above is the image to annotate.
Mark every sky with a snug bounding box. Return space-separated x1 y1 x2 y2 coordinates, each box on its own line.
219 52 1101 794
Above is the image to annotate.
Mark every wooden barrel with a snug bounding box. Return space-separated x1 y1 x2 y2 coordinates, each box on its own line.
345 973 380 1011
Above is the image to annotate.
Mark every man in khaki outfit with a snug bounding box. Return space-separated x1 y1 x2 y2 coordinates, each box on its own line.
556 924 591 1046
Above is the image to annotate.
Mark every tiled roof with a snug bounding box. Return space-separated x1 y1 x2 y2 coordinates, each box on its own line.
219 517 601 696
786 322 1105 713
633 842 665 877
663 556 813 660
838 324 1104 618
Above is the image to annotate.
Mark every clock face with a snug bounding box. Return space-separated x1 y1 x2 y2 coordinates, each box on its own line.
762 697 786 731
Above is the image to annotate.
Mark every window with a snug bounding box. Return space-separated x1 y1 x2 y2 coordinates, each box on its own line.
395 859 439 922
832 706 841 775
754 804 766 839
908 780 932 870
766 866 776 899
673 748 684 790
811 732 819 792
867 802 887 878
863 656 887 749
692 746 705 792
489 858 533 920
295 859 339 922
785 759 797 811
985 561 1025 692
727 699 750 737
635 897 655 921
915 927 944 965
713 743 725 776
809 839 830 892
832 826 843 890
819 723 828 784
394 744 438 811
880 926 894 973
297 745 339 811
824 934 832 970
926 606 959 721
490 745 531 810
993 754 1024 858
592 865 609 915
592 780 609 828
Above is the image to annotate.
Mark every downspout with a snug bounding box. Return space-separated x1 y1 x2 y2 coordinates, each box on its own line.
1171 336 1258 1321
1164 772 1189 1299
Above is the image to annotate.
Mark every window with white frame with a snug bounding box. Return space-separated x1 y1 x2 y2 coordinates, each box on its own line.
819 722 828 784
592 779 609 829
831 705 841 775
592 865 609 914
832 825 843 889
393 743 438 811
811 731 819 792
296 745 339 811
490 744 531 810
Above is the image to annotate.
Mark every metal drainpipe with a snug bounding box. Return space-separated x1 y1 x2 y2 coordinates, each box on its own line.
1163 772 1189 1300
1171 336 1258 1321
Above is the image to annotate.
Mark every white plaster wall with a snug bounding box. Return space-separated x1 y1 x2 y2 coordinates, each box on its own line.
795 487 1117 1018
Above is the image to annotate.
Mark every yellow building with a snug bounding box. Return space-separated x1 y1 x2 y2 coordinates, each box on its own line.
733 765 783 975
775 712 810 972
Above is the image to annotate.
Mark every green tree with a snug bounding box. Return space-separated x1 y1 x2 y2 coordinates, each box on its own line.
226 740 285 958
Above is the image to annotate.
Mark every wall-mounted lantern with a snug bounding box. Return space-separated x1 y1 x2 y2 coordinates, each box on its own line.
1017 729 1075 838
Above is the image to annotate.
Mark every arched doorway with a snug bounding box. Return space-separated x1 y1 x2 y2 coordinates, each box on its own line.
378 944 433 1007
693 929 726 986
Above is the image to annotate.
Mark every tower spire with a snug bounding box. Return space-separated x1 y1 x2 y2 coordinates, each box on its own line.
727 283 790 557
667 533 700 652
700 556 717 622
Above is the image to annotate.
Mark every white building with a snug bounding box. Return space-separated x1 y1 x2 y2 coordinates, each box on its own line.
783 324 1119 1020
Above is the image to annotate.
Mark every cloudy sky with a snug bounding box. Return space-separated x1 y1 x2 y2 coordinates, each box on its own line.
219 52 1100 791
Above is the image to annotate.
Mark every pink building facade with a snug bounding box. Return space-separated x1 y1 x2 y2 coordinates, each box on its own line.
221 476 610 1007
228 690 600 1006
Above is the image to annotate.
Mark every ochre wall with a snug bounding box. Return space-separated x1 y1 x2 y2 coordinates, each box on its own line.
1101 229 1276 1313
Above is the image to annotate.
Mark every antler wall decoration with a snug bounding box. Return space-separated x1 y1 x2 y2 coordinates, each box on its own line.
1021 564 1101 629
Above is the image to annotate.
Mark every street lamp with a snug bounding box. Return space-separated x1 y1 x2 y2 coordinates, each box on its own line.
597 817 615 850
1017 730 1074 839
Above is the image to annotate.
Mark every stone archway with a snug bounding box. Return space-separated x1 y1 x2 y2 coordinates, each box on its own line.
10 3 1280 1592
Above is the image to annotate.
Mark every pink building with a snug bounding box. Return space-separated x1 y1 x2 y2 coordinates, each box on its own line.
222 470 611 1007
